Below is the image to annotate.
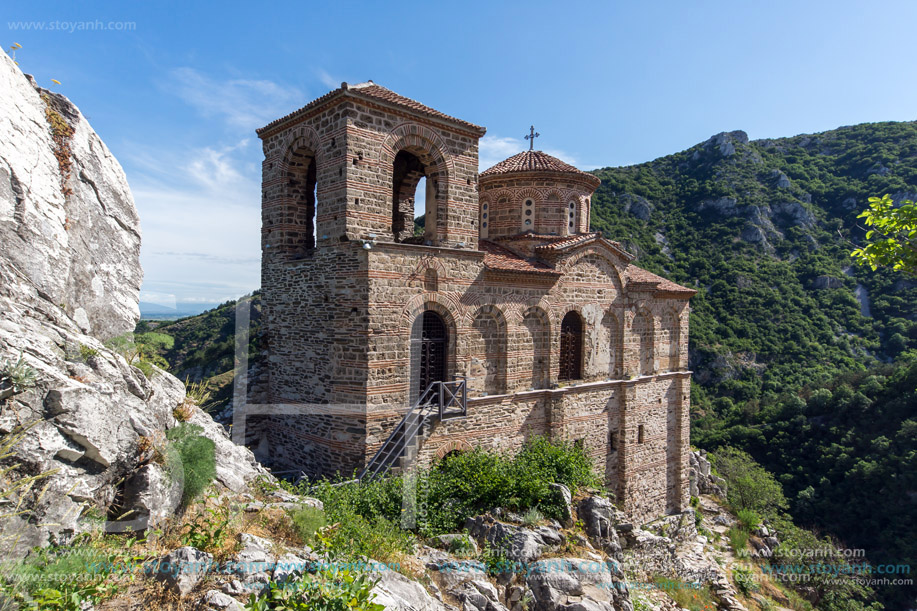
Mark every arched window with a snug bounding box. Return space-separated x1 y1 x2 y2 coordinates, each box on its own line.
480 200 489 239
392 150 429 242
283 146 318 253
559 311 584 381
568 201 576 235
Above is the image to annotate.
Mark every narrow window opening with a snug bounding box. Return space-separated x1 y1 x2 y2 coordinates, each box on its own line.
393 150 428 242
559 311 584 381
638 425 645 444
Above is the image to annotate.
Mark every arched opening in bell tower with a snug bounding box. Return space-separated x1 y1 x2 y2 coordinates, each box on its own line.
284 146 318 252
393 150 435 242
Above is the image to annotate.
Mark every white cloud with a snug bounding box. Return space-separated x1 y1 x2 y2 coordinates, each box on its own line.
164 67 304 129
316 68 341 90
479 134 578 171
126 138 262 304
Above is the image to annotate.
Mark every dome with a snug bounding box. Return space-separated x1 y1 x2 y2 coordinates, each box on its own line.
480 150 600 187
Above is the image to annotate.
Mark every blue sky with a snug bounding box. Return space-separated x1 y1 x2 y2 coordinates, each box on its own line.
5 1 917 307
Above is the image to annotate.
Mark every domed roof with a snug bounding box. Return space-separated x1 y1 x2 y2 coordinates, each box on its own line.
480 150 600 185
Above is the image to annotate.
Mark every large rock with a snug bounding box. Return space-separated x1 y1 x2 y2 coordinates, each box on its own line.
0 53 269 556
0 52 141 339
577 496 623 557
370 566 453 610
153 546 214 596
465 515 564 565
525 558 630 611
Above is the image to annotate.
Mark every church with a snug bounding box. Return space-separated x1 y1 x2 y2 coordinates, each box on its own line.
253 81 695 523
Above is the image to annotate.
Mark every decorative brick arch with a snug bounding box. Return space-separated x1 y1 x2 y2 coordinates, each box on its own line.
521 305 552 389
602 308 625 378
381 123 453 243
436 439 473 459
277 125 325 167
661 307 681 372
267 126 326 255
401 292 463 333
467 304 509 396
560 247 626 295
401 294 462 403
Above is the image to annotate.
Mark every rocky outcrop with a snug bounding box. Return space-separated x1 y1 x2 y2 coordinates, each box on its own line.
690 450 726 497
0 54 268 556
619 193 653 221
0 52 141 339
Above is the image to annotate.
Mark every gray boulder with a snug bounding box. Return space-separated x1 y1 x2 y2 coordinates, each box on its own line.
201 589 245 611
577 496 622 557
465 515 564 565
525 558 630 611
371 566 453 610
549 483 574 527
154 546 214 596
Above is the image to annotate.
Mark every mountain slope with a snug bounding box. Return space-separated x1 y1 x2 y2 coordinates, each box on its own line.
590 122 917 609
590 123 917 405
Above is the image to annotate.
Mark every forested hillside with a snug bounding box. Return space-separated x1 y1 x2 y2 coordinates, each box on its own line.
590 122 917 608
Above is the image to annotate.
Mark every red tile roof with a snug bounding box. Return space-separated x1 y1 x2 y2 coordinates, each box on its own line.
480 150 601 186
625 266 696 296
479 240 559 276
532 233 634 262
257 81 485 136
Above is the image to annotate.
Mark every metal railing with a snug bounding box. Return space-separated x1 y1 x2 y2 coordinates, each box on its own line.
358 377 466 482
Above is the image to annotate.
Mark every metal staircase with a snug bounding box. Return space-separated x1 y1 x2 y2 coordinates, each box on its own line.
358 378 467 482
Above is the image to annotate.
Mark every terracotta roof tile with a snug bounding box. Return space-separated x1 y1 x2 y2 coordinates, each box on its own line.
625 266 696 296
533 232 603 251
257 81 485 135
480 150 600 185
479 240 559 276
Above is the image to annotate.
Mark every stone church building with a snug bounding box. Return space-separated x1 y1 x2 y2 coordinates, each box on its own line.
254 81 695 523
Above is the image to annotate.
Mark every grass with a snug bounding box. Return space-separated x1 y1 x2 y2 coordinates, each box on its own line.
728 525 750 556
652 575 718 611
289 505 327 546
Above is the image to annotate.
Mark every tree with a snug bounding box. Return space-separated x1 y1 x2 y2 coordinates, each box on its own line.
710 447 788 518
851 194 917 276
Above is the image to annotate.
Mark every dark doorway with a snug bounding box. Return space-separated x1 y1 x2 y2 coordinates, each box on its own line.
411 311 447 400
559 311 583 381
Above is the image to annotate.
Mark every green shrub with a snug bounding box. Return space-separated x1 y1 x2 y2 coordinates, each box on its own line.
180 497 233 553
165 423 216 505
289 505 327 546
78 344 99 362
727 525 750 555
733 564 759 596
244 569 383 611
312 435 602 538
737 508 761 530
521 507 544 527
313 510 413 566
710 448 787 519
0 352 38 395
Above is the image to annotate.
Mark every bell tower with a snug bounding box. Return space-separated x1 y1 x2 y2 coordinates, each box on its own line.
255 82 485 477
